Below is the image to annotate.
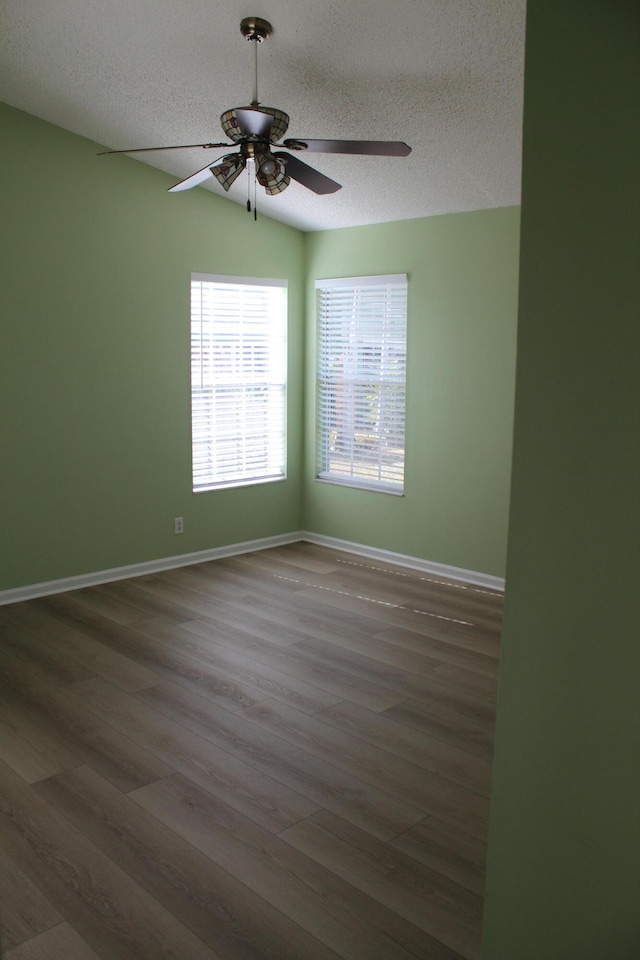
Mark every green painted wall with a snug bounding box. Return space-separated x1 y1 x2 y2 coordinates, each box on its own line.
303 210 520 578
483 2 640 957
0 103 305 590
1 102 520 593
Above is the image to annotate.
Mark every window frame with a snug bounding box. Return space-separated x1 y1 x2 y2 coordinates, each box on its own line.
190 273 288 493
315 273 408 495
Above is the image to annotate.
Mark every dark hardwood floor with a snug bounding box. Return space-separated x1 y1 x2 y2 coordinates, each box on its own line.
0 542 502 960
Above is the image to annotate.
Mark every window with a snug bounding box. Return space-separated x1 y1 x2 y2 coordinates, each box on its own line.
191 274 287 492
316 274 407 493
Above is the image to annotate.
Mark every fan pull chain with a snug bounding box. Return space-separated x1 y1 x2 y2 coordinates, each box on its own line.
245 160 258 219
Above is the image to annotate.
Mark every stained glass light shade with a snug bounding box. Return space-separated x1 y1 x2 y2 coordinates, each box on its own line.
256 156 290 194
211 154 246 191
220 107 290 144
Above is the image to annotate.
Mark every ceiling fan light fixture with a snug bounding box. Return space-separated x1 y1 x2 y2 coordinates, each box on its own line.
256 154 289 194
264 174 291 196
210 154 245 191
259 156 277 176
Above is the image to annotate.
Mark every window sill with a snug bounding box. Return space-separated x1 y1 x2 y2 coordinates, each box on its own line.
194 475 287 494
314 475 404 497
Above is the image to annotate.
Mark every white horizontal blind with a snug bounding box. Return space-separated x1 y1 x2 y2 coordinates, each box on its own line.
191 274 287 492
316 274 407 493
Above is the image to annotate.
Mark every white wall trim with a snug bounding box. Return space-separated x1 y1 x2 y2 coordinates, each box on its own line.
299 531 505 592
0 530 503 605
0 532 305 606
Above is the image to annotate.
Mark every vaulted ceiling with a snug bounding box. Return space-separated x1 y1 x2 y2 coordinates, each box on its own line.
0 0 526 232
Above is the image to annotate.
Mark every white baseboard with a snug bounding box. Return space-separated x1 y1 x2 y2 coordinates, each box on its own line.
0 529 503 605
0 532 304 606
299 531 505 592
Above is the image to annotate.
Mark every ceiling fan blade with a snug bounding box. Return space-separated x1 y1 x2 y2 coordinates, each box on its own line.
275 153 341 195
283 138 412 157
168 162 219 193
168 154 245 193
98 142 229 155
235 108 274 140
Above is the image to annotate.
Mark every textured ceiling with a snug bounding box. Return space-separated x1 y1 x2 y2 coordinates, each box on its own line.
0 0 526 232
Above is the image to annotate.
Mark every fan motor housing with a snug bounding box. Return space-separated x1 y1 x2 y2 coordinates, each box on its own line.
220 107 290 144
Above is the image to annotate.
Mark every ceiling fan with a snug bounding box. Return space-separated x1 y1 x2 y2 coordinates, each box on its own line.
99 17 411 204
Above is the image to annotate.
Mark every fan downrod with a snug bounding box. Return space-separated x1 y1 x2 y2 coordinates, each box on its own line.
240 17 272 42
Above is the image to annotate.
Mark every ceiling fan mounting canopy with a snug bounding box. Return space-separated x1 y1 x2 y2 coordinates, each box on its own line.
239 17 273 43
98 16 411 201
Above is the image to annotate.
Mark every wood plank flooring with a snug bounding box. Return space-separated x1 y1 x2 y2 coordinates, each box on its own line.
0 542 502 960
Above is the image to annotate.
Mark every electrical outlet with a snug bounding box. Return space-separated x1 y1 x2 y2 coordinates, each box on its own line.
174 517 184 535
